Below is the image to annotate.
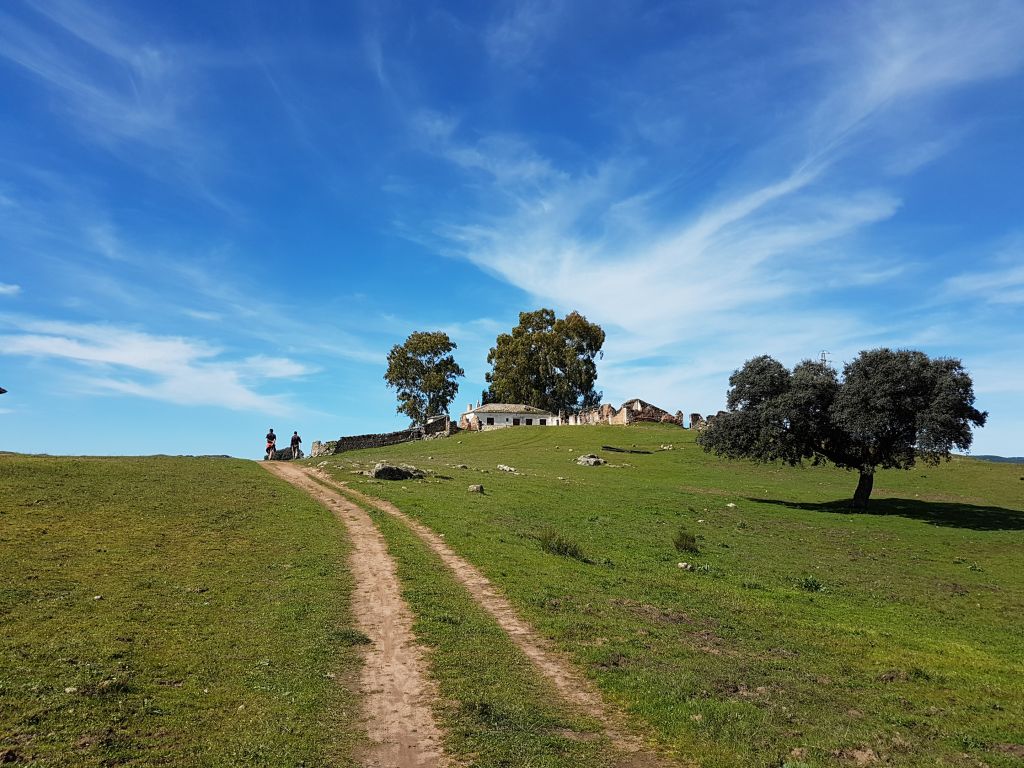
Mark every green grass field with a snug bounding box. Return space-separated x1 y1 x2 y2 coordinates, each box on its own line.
0 454 363 766
312 424 1024 768
3 428 1020 767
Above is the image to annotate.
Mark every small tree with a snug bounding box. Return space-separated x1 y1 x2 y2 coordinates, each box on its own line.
485 309 605 414
384 331 464 426
697 349 987 509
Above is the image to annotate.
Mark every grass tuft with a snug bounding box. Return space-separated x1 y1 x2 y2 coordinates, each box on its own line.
797 575 825 592
537 528 587 561
672 527 700 553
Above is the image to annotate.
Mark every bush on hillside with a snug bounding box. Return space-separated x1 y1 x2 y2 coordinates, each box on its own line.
673 527 699 554
537 528 587 562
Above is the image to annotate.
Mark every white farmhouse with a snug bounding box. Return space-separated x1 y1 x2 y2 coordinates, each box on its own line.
459 403 559 431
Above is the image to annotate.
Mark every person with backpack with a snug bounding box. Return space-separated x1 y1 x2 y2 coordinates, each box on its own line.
290 431 302 459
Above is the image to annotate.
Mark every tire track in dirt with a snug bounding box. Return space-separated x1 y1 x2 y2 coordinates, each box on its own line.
308 467 679 768
262 462 449 768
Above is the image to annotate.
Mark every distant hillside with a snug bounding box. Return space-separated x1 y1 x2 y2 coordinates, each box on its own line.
972 455 1024 464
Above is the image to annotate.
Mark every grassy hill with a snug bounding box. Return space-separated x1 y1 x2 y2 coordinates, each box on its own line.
0 455 363 766
2 431 1020 767
311 423 1024 768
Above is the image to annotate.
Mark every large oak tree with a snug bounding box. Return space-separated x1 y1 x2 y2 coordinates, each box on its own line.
384 331 464 426
485 309 605 414
697 349 987 509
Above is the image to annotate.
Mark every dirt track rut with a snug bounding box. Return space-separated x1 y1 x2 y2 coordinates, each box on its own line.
308 466 673 768
262 462 448 768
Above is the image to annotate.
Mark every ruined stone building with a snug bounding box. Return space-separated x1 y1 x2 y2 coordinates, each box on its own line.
565 398 684 426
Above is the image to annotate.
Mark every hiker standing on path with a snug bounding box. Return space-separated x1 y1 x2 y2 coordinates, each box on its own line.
265 428 276 460
290 431 302 459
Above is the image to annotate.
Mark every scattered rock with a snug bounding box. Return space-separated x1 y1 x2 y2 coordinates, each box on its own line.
725 502 737 508
468 485 484 494
877 669 906 683
497 464 517 473
370 462 424 480
661 444 674 450
789 747 808 760
576 454 606 466
64 686 78 694
456 464 468 469
93 595 103 601
677 562 693 571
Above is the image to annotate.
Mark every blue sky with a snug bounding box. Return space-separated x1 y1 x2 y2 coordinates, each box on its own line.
1 0 1022 458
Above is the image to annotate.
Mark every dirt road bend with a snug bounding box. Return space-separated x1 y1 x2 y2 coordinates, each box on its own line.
262 462 449 768
311 467 676 768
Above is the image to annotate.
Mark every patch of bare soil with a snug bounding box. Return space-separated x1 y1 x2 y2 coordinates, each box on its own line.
262 462 448 768
832 746 879 765
312 468 679 768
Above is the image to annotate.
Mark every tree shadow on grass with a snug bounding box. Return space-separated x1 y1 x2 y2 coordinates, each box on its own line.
748 496 1024 531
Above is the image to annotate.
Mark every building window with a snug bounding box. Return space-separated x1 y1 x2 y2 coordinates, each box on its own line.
539 419 546 425
486 417 494 425
513 418 520 425
525 418 533 425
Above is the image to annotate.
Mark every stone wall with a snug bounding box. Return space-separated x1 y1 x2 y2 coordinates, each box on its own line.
312 416 458 457
332 428 420 453
267 447 304 461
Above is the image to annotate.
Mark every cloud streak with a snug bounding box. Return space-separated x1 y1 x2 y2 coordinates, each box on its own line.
409 0 1024 416
0 318 311 414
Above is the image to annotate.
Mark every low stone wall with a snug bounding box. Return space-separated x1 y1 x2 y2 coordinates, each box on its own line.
267 447 304 461
332 428 420 453
311 417 458 457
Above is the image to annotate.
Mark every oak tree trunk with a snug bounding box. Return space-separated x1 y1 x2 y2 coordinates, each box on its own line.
851 469 874 510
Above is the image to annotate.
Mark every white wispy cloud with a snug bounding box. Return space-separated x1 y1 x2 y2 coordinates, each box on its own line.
411 0 1024 414
945 265 1024 305
944 233 1024 305
486 0 564 70
0 318 311 414
813 0 1024 151
0 283 21 296
0 4 187 149
0 1 236 210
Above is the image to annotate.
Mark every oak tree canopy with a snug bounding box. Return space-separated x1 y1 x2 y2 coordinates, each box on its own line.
697 349 987 509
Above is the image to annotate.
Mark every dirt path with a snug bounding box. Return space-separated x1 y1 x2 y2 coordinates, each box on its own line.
262 462 449 768
308 467 676 768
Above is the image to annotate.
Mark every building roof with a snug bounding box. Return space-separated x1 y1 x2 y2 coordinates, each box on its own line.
469 403 555 415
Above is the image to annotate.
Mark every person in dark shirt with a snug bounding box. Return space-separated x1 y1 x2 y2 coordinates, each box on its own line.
265 428 276 459
290 431 302 459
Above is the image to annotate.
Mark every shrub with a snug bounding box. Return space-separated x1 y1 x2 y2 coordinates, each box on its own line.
673 527 699 554
537 529 587 561
797 575 824 592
